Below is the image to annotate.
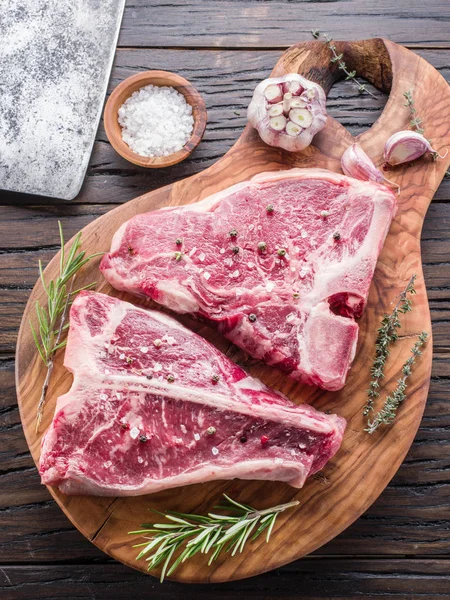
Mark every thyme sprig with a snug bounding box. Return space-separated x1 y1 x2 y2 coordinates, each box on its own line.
363 275 417 417
403 90 425 135
31 222 101 431
130 494 299 582
366 332 428 433
403 90 447 162
311 30 377 98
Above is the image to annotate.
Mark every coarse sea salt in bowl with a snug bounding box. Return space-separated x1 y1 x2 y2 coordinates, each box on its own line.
104 71 207 168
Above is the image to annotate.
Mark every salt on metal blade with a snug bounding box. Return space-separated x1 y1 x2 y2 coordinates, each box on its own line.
0 0 125 200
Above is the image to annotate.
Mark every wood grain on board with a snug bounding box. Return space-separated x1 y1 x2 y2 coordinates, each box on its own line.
14 39 450 584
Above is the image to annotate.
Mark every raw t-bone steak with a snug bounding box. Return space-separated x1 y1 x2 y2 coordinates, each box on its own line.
39 291 345 496
100 168 396 391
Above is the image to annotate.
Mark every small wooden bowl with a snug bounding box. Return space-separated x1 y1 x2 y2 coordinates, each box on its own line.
104 70 207 168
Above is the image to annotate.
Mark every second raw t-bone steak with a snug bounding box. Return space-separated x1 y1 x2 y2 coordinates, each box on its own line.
100 168 397 390
39 291 345 496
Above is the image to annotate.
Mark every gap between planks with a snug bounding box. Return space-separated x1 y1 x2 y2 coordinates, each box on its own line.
115 45 450 51
1 555 450 566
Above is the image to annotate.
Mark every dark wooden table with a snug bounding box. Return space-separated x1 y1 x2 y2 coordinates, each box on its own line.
1 2 450 598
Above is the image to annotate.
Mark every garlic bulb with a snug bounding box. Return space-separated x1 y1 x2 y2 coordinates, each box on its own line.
341 144 400 193
247 74 328 152
384 130 448 166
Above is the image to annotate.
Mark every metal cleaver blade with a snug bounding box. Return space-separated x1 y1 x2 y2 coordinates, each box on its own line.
0 0 126 201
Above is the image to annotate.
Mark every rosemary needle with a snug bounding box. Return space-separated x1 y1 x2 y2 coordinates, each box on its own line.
129 494 299 582
31 222 101 431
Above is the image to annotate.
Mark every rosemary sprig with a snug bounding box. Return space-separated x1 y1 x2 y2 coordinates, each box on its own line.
31 222 100 431
403 90 425 135
311 30 377 98
130 494 299 582
365 332 428 433
363 275 417 416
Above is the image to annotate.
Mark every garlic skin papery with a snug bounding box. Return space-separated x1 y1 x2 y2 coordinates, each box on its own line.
384 130 448 166
247 74 328 152
341 144 400 194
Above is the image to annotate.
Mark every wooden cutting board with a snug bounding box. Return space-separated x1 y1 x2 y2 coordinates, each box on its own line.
15 39 450 583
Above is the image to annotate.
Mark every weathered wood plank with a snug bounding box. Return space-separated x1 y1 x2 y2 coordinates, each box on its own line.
0 49 448 207
1 560 450 598
116 1 450 48
0 205 110 249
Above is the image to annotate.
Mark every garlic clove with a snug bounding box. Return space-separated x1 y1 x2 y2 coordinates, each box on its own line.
383 130 446 166
283 92 292 114
342 143 400 194
341 144 382 182
283 80 303 96
264 84 283 104
290 97 307 109
289 108 313 129
306 88 316 99
286 121 302 136
269 115 287 131
267 103 283 117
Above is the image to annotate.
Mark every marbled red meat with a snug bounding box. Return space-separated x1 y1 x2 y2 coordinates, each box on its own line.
39 292 346 496
101 168 396 391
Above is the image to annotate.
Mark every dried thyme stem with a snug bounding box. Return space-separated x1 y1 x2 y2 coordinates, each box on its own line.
403 90 425 135
311 30 377 98
365 332 428 433
363 275 417 416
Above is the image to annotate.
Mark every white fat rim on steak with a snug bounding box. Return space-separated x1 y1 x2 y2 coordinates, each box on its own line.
145 167 393 214
57 458 309 495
